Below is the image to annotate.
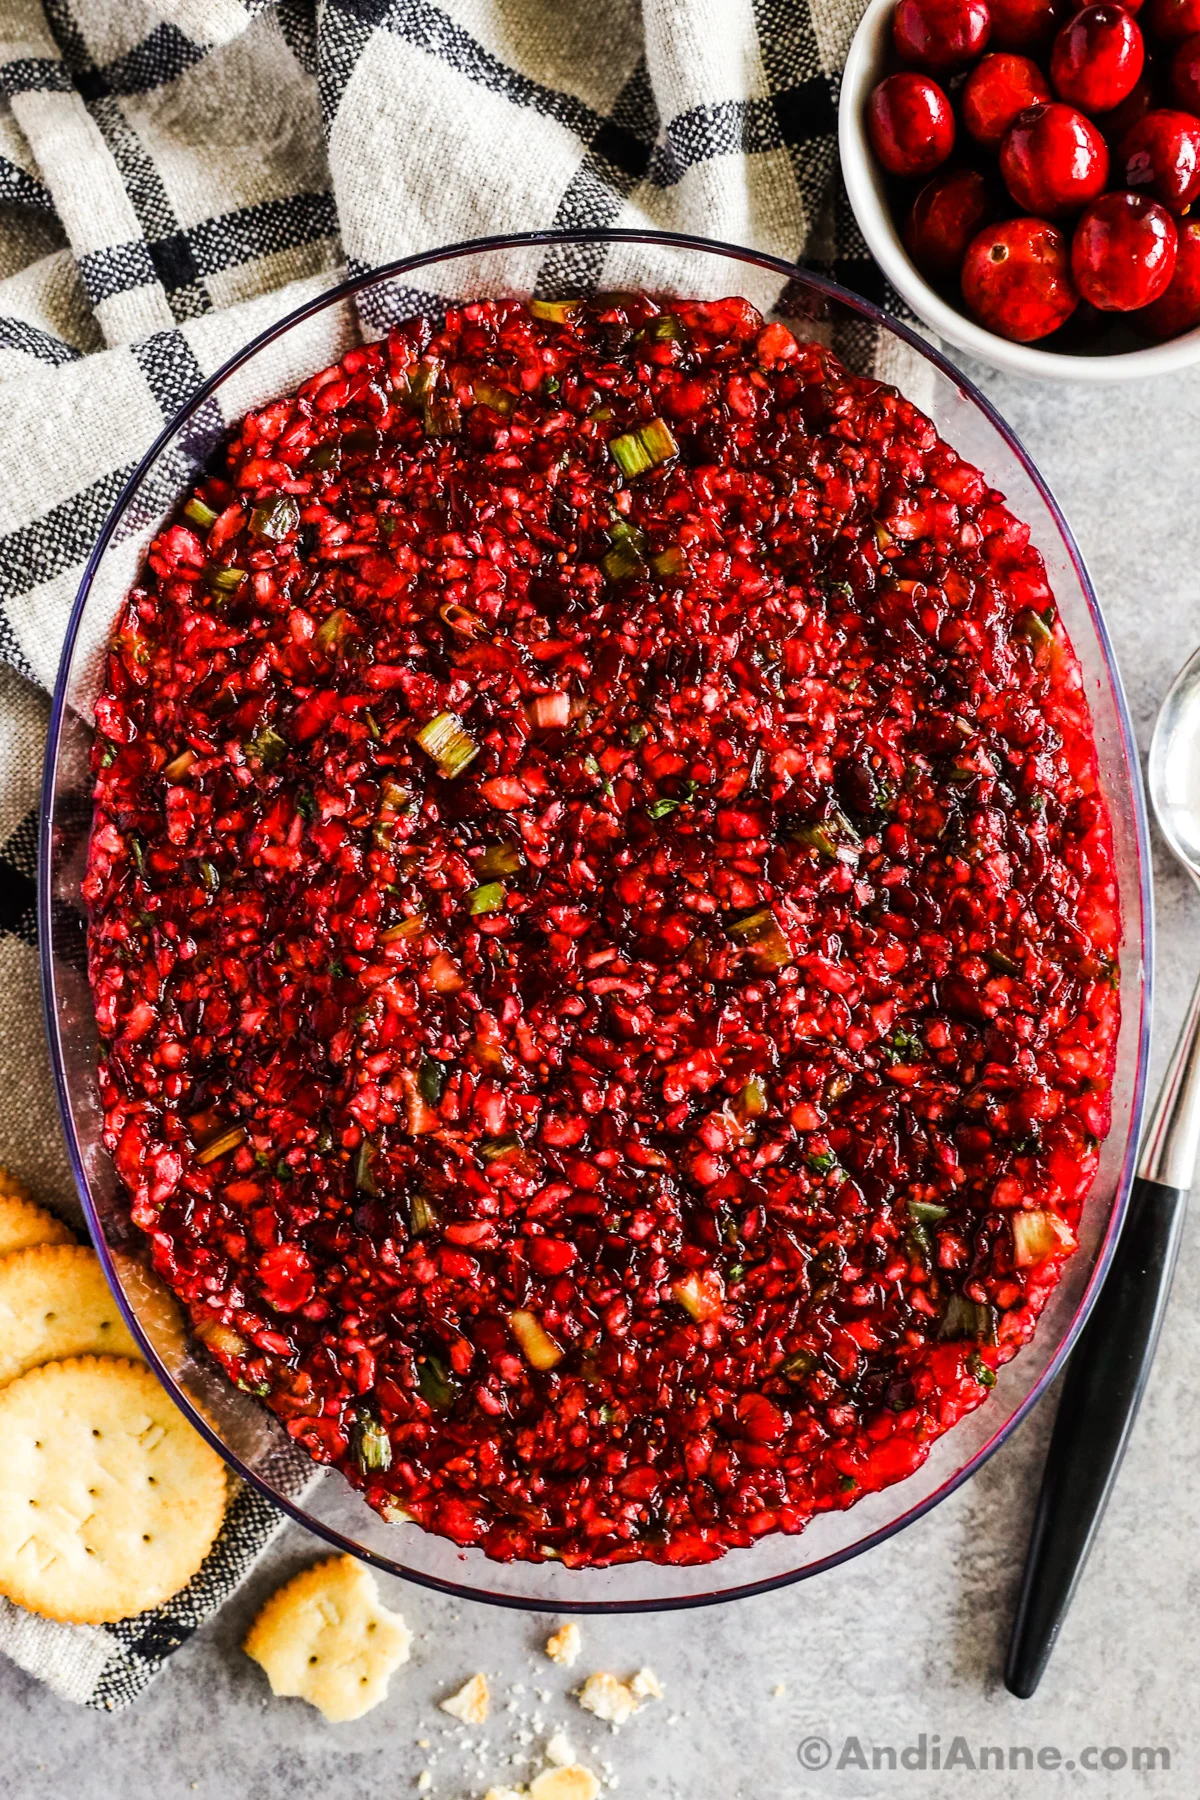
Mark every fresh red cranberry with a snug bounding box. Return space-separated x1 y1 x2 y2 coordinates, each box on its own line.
1095 74 1154 143
1050 6 1144 112
1149 0 1200 39
1121 108 1200 210
1071 189 1178 306
961 216 1080 337
963 52 1053 145
1133 216 1200 335
1169 34 1200 110
1000 103 1110 213
989 0 1061 46
904 167 993 279
868 72 957 176
893 0 992 65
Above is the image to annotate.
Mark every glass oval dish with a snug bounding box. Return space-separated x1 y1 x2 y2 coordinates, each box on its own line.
39 228 1152 1613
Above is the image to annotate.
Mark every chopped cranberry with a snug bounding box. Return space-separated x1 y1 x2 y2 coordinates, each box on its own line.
1149 0 1200 39
1050 5 1145 113
893 0 992 66
904 166 994 280
963 52 1053 146
1169 33 1200 110
86 295 1120 1566
1000 102 1111 214
1120 108 1200 211
1133 215 1200 335
962 216 1080 337
1071 189 1179 306
989 0 1062 47
868 72 957 176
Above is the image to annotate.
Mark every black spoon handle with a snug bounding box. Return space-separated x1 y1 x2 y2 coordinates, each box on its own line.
1004 1173 1188 1699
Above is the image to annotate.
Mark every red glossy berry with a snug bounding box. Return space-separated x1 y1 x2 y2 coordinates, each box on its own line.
1071 190 1178 307
1050 6 1144 112
1133 217 1200 337
905 167 993 279
989 0 1060 47
1149 0 1200 40
1096 74 1154 144
962 217 1080 338
1000 103 1110 214
1121 109 1200 211
893 0 992 66
1169 34 1200 110
868 72 957 176
963 52 1052 145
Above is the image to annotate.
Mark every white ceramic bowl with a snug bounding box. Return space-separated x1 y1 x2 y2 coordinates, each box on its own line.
839 0 1200 381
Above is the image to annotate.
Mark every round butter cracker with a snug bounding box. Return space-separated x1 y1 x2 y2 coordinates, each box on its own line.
0 1244 140 1388
0 1355 226 1623
0 1194 74 1258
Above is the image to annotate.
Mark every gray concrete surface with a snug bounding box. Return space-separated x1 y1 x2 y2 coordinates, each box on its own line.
3 355 1199 1800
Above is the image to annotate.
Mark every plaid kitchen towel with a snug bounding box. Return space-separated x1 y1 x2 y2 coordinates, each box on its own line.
0 0 896 1708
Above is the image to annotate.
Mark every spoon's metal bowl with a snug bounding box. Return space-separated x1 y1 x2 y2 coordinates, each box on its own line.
1150 642 1200 885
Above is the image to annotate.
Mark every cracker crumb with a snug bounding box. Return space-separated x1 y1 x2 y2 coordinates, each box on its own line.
545 1622 581 1668
771 1683 786 1698
546 1729 575 1767
484 1788 526 1800
417 1774 431 1794
577 1672 637 1726
440 1672 490 1725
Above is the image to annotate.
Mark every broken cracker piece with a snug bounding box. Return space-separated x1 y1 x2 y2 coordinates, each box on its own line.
545 1620 581 1668
244 1554 411 1722
577 1670 637 1725
530 1766 601 1800
545 1729 575 1767
630 1666 664 1701
440 1670 489 1724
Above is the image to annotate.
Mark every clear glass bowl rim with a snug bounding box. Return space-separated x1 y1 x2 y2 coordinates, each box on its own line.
38 226 1154 1613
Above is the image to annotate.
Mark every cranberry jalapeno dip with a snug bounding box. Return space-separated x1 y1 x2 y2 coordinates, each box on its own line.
85 293 1120 1567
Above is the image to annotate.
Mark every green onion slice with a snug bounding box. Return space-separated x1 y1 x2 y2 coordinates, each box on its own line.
417 1351 459 1410
353 1409 392 1473
195 1124 246 1165
355 1138 379 1196
472 380 515 416
250 495 299 541
409 1191 439 1235
468 880 506 916
415 711 479 777
478 840 523 879
208 566 246 593
315 607 349 652
651 545 688 578
379 913 425 944
184 497 218 530
726 905 791 966
530 299 580 323
247 725 287 769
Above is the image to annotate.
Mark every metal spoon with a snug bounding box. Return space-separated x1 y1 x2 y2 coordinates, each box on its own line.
1005 642 1200 1698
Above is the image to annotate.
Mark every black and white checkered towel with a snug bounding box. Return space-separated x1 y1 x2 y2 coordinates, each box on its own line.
0 0 885 1708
